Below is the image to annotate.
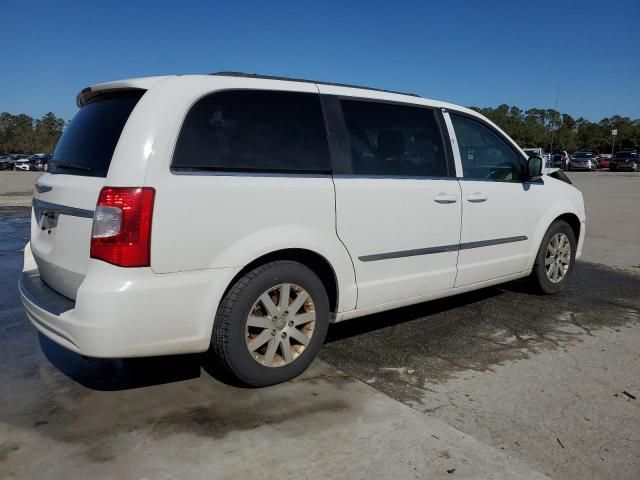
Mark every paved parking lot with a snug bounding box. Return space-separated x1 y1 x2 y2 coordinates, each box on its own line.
0 171 638 479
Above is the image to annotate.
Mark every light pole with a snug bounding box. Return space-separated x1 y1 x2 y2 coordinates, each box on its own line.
611 129 617 157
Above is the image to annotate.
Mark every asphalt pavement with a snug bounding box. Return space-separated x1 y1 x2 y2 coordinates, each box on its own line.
0 170 638 479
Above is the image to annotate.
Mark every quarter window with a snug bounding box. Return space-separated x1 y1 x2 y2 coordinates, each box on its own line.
339 100 449 177
172 90 330 173
451 114 524 181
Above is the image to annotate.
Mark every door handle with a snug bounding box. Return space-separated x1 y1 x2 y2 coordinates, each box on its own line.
433 193 458 204
467 192 488 203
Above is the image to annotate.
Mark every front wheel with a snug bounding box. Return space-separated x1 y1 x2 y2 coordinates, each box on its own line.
529 220 576 294
209 260 330 387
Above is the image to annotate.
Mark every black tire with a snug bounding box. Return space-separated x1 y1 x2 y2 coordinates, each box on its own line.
529 220 576 294
209 260 330 387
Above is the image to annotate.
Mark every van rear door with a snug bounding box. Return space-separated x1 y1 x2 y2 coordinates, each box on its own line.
31 91 144 299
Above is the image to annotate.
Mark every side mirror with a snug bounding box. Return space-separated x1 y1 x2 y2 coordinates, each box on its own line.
526 156 543 179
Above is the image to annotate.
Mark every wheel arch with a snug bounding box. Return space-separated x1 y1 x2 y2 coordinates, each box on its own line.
221 248 340 315
528 208 583 271
555 212 581 243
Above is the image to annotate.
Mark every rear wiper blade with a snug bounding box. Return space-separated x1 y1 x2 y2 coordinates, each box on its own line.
52 161 91 171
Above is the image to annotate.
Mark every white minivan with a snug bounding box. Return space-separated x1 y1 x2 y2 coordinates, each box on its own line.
19 73 585 386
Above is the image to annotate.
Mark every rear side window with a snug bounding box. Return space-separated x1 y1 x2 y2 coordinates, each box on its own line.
50 91 144 177
172 90 330 173
339 100 449 177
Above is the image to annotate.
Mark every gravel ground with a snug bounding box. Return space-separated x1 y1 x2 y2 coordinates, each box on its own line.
0 172 41 207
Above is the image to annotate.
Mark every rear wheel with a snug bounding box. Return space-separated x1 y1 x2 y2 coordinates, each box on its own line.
209 261 330 387
529 220 576 294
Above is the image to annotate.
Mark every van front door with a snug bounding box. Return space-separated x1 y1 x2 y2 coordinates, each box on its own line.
446 112 539 287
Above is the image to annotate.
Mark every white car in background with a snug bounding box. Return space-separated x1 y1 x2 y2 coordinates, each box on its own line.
14 158 31 171
19 73 586 386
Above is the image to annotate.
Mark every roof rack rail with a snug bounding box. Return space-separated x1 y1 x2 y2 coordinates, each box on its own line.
209 71 421 98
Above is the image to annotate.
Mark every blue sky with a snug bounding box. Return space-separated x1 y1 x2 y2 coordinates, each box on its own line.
1 0 638 121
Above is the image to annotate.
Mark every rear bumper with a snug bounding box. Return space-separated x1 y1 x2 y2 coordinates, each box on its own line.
19 242 240 358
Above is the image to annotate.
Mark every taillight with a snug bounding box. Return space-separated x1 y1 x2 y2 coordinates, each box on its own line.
90 187 155 267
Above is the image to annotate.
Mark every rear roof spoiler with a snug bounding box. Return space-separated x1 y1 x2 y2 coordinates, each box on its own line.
76 87 146 107
75 76 174 107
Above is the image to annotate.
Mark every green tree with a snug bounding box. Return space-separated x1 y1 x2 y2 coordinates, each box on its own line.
0 112 66 154
470 105 638 154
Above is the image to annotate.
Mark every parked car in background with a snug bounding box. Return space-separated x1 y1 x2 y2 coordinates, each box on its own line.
28 153 51 171
551 150 570 170
0 156 14 170
610 150 639 172
569 151 598 171
598 153 611 169
12 153 50 171
18 73 586 387
14 158 31 171
579 149 601 168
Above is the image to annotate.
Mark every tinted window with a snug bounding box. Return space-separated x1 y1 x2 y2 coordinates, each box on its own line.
50 91 144 177
451 114 524 181
172 90 330 173
339 100 449 177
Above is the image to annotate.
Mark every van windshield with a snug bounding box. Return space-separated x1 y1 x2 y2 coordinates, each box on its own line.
50 91 144 177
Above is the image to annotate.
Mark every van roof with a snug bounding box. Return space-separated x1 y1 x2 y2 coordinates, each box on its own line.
75 73 484 125
78 72 422 105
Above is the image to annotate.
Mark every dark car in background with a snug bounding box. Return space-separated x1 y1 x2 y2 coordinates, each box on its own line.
551 150 570 170
0 155 15 170
28 153 51 171
610 150 639 172
569 151 598 171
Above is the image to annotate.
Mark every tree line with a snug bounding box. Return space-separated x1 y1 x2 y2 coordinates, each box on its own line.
0 112 66 154
470 105 640 153
1 106 639 155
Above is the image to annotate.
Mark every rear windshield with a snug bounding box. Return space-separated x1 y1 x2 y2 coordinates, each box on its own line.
573 152 592 158
615 151 636 158
50 91 144 177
